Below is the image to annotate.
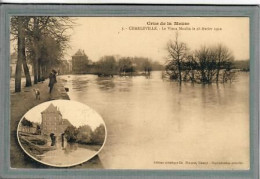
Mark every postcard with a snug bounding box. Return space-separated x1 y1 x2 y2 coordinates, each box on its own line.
9 16 250 170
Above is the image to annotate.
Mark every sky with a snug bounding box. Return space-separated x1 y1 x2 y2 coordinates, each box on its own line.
21 100 105 130
65 17 249 63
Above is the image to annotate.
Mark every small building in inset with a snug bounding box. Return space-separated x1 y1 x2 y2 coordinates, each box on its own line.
41 103 71 136
19 123 38 134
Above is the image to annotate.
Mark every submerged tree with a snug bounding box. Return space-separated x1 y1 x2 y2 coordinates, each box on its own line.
118 57 135 75
141 58 152 75
166 33 188 83
165 33 235 84
214 44 234 83
96 56 117 76
194 46 217 83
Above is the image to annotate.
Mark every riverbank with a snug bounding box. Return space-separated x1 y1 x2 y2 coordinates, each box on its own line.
10 77 103 168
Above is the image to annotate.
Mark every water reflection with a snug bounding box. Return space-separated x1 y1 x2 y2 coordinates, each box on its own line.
96 77 115 91
64 143 78 154
59 71 249 169
40 142 97 166
71 77 89 91
115 77 133 92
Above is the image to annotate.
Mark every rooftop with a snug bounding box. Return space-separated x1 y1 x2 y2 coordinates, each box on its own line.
41 103 61 115
73 49 87 57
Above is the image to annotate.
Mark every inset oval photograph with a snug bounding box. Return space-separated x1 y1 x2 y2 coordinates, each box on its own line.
17 100 107 167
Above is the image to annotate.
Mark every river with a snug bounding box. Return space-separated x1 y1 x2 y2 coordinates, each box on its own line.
39 142 97 167
59 71 249 169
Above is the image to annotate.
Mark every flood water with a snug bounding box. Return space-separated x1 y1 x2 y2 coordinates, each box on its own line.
40 142 97 166
59 71 249 169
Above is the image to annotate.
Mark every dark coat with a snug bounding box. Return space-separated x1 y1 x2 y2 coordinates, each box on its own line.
48 72 57 87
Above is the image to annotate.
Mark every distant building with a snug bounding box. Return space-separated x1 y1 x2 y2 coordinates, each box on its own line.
19 123 38 134
72 49 90 74
41 103 71 136
10 52 33 77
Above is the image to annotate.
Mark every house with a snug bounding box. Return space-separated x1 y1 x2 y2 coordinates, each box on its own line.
19 123 38 134
72 49 90 74
41 103 71 137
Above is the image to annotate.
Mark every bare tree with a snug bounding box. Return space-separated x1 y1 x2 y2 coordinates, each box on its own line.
185 54 197 82
14 17 24 92
166 33 188 83
164 36 235 84
11 17 32 89
96 56 117 77
11 16 75 84
27 17 74 83
141 58 152 75
22 18 32 87
118 57 134 75
195 46 217 83
214 44 234 83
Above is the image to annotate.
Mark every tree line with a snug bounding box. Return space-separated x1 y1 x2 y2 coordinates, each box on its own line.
64 124 105 145
93 56 163 76
232 60 250 71
21 117 41 134
11 16 74 92
165 34 238 84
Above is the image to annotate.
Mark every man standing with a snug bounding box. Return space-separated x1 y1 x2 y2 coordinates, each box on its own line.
48 70 57 93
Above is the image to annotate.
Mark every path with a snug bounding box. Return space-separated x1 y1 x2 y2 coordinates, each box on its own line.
10 77 103 168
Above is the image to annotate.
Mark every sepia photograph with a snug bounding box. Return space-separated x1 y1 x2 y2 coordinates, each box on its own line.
10 16 249 169
17 100 106 167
